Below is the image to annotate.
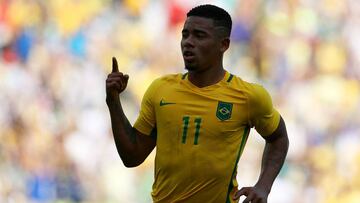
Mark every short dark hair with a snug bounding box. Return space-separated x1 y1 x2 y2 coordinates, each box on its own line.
187 4 232 37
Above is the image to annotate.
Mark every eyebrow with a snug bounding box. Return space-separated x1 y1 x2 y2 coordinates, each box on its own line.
182 28 209 34
194 29 207 34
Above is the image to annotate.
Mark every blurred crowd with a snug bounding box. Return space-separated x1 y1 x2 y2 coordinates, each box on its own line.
0 0 359 202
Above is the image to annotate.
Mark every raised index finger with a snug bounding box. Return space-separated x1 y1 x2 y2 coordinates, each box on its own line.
112 57 119 73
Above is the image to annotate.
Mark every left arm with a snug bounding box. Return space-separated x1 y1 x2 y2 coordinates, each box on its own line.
256 116 289 193
233 116 289 203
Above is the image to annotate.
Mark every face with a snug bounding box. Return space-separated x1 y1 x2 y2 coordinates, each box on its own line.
181 16 229 72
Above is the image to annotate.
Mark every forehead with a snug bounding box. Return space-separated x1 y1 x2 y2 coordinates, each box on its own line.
183 16 215 31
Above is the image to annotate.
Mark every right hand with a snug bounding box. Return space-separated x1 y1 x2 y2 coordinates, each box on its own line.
106 57 129 101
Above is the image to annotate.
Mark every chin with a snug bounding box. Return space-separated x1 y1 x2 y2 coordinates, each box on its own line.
185 66 195 71
184 63 197 71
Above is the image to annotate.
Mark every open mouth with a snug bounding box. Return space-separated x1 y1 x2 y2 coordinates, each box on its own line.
183 51 195 60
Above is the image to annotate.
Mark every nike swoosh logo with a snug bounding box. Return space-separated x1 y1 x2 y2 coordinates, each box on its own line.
160 99 176 106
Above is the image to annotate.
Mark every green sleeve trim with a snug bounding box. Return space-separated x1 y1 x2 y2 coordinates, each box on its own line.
227 74 234 83
182 73 188 80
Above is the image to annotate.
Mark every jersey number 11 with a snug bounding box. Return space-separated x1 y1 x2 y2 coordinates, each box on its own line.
182 116 202 145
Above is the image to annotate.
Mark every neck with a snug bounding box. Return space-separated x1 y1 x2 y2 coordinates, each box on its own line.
187 66 226 88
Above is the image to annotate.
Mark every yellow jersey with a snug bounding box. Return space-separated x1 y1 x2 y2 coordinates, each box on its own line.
134 71 280 203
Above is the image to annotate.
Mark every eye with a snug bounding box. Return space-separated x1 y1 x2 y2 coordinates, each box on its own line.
194 31 207 39
182 31 189 38
196 33 205 38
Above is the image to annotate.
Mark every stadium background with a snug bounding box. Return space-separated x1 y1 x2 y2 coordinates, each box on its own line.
0 0 359 202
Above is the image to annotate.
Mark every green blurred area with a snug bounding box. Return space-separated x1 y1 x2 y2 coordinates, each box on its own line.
0 0 359 202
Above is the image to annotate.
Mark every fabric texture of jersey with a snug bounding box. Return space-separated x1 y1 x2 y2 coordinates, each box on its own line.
134 71 280 203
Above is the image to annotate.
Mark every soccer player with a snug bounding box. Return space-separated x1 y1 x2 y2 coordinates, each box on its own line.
106 4 289 203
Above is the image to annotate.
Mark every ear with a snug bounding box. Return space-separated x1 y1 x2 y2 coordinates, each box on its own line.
220 38 230 52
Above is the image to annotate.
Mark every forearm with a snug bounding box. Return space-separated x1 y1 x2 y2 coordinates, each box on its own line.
256 117 289 192
105 58 155 167
106 98 138 162
255 135 288 192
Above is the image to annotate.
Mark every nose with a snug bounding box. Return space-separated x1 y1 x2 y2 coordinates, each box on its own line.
182 35 194 48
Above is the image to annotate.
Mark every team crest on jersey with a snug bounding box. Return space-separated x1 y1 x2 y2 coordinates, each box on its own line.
216 101 233 121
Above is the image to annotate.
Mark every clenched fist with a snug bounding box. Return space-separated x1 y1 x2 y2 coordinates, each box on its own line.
106 57 129 102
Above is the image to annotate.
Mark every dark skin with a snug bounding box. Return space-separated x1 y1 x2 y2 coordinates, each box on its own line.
106 16 289 203
106 57 156 167
181 16 230 87
233 117 289 203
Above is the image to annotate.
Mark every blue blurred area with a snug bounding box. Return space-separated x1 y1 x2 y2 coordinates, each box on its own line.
27 174 57 201
14 28 34 62
0 0 360 203
69 30 86 58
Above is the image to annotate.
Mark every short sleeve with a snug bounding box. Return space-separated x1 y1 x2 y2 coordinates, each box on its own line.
248 84 280 137
134 78 161 135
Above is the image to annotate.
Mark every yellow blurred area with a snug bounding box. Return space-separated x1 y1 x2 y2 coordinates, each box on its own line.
266 11 290 37
316 42 347 75
0 0 359 203
7 0 42 28
123 0 149 16
50 0 104 35
5 0 105 35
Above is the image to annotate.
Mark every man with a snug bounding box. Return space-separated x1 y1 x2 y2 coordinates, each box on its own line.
106 4 288 203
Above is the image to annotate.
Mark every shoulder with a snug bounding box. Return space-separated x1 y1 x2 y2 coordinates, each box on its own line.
145 73 183 94
161 73 184 82
244 82 274 115
152 73 183 85
227 73 269 98
227 73 273 107
247 83 271 100
148 73 181 87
